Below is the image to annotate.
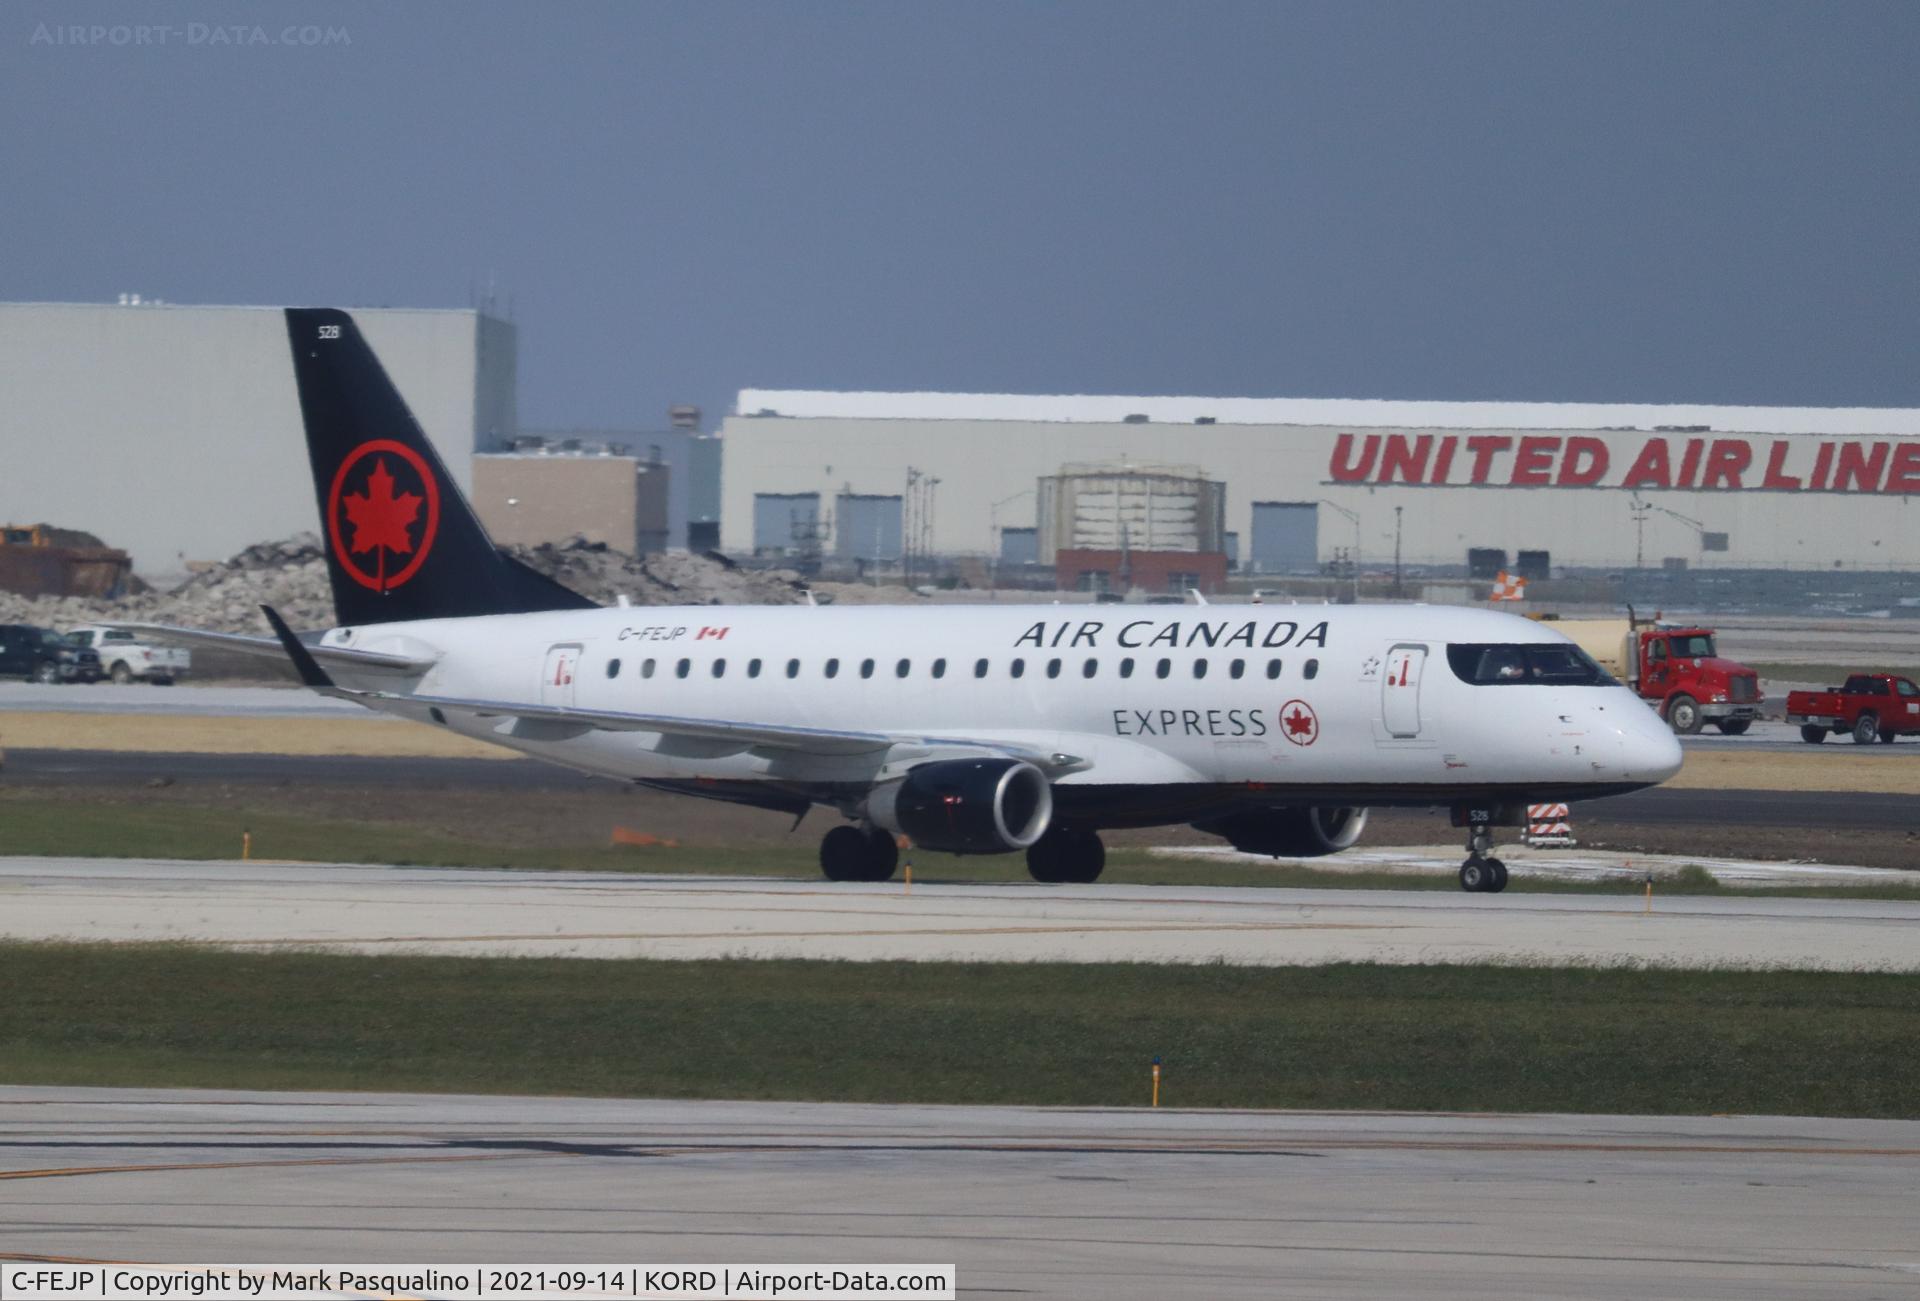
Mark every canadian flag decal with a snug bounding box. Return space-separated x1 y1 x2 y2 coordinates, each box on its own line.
696 626 730 640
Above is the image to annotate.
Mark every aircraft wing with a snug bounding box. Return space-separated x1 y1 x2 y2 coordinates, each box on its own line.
108 622 441 675
376 690 1090 771
377 690 897 756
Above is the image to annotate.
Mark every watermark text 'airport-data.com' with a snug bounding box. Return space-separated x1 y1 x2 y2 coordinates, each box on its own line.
29 22 350 48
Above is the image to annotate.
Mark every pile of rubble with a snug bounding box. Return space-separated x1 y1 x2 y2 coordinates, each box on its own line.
512 539 808 608
0 535 809 636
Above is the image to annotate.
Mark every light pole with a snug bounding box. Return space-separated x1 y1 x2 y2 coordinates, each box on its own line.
1319 499 1361 603
1393 505 1403 598
988 489 1034 600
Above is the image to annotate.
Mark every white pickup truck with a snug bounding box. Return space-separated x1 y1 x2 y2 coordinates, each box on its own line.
66 624 191 684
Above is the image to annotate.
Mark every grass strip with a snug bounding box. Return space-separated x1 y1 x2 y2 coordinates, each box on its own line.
4 794 1918 897
3 944 1916 1117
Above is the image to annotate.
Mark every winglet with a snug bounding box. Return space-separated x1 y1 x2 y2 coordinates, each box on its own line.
260 605 335 689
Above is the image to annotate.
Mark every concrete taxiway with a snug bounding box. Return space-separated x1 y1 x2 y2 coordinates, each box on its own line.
4 857 1917 968
0 683 360 718
2 1087 1916 1299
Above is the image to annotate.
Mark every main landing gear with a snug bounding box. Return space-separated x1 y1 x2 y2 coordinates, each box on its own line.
1026 826 1105 884
1459 825 1509 894
819 824 899 882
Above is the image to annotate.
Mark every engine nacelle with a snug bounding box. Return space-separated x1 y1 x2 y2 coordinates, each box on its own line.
1195 806 1369 858
866 758 1053 854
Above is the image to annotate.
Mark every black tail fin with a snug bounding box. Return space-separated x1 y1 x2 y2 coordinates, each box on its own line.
285 307 596 625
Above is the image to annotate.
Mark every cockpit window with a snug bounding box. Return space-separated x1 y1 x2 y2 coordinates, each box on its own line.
1447 643 1616 686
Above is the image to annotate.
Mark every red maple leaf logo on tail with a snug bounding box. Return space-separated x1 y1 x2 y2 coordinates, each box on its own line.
342 459 421 589
326 440 441 593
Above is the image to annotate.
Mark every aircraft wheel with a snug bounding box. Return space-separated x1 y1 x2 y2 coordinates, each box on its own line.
859 827 899 881
1486 859 1509 893
1025 832 1068 883
822 825 895 882
1458 858 1491 893
1061 829 1106 884
1028 826 1103 884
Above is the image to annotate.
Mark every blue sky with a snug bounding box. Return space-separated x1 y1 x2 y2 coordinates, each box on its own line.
5 1 1918 429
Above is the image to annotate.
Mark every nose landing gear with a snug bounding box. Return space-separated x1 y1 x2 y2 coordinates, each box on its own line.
1459 826 1509 893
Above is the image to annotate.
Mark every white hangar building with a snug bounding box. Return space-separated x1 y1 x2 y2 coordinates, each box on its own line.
719 390 1920 575
0 300 514 577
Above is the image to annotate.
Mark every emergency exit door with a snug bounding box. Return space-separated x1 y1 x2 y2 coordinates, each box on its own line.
1381 644 1427 738
542 643 582 708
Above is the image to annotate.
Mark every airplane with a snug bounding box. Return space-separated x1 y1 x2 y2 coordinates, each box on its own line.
129 308 1685 894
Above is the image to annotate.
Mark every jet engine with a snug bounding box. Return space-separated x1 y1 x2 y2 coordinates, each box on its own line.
1194 806 1369 858
865 758 1054 854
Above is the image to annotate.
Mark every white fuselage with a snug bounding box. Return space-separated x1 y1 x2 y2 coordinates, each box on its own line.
322 602 1683 817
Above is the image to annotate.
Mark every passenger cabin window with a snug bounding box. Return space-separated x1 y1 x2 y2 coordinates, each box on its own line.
1010 658 1025 679
747 659 762 678
860 658 875 679
1119 657 1135 678
785 659 800 679
1266 659 1282 679
1082 658 1097 679
1230 659 1245 679
606 659 621 679
1156 658 1171 679
675 658 690 679
895 658 910 678
712 659 726 678
642 658 656 679
1446 643 1615 686
1193 659 1208 679
1046 658 1062 679
932 658 947 679
974 658 989 678
1303 658 1319 680
825 658 840 678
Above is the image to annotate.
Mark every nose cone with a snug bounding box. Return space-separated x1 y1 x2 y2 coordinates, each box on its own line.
1618 700 1685 783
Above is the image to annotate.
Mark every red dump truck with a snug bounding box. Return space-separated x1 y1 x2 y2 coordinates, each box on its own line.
1530 614 1763 735
1786 674 1920 744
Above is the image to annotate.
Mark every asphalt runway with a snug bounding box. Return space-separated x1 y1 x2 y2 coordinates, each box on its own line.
7 747 1918 831
2 1088 1916 1299
5 857 1916 968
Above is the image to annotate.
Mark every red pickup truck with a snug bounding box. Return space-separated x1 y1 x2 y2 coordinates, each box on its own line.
1786 674 1920 744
